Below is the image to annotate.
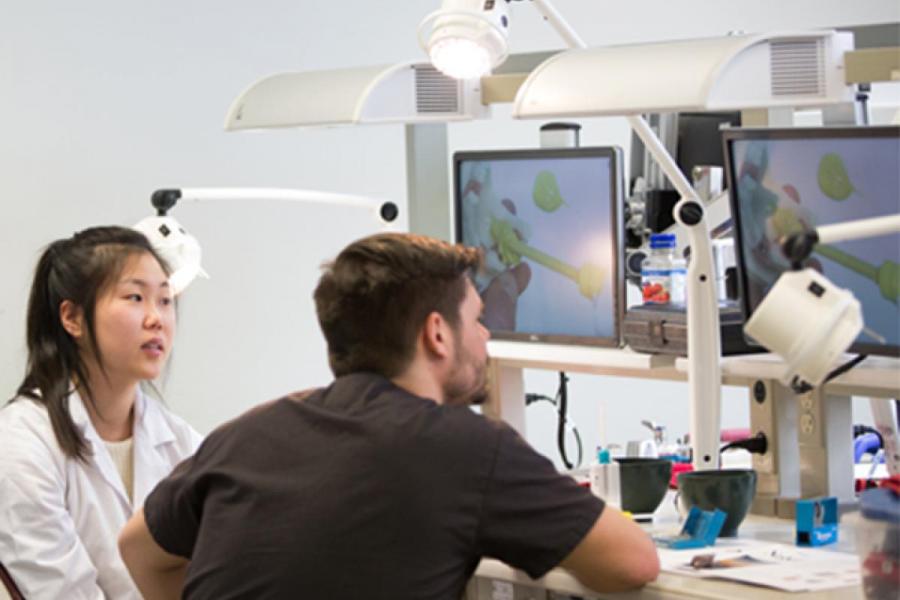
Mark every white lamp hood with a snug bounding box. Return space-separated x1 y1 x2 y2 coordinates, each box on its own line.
225 61 488 131
513 30 855 118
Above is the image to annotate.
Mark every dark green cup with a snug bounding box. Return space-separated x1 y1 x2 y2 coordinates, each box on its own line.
616 458 672 515
677 469 757 537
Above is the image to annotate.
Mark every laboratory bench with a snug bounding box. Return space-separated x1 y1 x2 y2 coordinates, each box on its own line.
476 342 898 598
465 506 866 600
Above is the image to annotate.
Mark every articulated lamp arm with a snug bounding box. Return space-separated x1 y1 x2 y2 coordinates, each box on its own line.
522 0 723 470
136 187 399 295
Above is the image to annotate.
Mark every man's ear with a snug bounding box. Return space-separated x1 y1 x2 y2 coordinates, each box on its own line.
59 300 85 339
421 311 452 360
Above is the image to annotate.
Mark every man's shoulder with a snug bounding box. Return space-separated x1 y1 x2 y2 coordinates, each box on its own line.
196 392 312 456
218 393 308 432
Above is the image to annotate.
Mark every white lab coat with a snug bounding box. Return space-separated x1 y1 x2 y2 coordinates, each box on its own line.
0 388 201 599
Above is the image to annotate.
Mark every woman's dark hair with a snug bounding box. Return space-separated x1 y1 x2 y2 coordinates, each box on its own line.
314 233 481 378
13 226 170 461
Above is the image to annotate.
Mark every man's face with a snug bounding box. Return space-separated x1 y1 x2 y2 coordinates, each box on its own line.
442 280 491 406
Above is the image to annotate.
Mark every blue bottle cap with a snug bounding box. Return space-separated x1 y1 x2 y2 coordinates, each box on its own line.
649 233 677 249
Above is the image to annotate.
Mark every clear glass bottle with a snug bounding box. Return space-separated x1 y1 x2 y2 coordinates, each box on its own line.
641 233 686 305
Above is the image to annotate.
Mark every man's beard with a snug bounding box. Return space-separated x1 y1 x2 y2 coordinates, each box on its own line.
442 347 489 407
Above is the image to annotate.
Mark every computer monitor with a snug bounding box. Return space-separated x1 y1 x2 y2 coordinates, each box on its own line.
454 147 624 346
724 126 900 357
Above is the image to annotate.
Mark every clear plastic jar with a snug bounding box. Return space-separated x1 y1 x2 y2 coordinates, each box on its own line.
852 489 900 600
641 233 686 305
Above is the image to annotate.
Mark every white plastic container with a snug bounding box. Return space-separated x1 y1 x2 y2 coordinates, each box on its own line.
589 448 621 508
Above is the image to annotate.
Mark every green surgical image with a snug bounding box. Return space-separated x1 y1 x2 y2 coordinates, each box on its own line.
490 217 604 299
815 245 899 305
817 153 855 201
533 171 566 212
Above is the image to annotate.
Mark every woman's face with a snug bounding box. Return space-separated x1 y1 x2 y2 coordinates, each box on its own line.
88 252 176 384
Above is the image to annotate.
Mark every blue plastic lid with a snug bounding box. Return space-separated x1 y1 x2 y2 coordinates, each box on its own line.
649 233 677 249
597 447 611 464
859 487 900 523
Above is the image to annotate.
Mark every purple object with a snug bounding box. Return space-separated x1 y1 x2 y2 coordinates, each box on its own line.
855 432 883 463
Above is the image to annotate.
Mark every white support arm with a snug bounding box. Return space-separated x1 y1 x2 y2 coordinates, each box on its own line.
817 214 900 245
531 0 723 470
175 187 392 217
674 200 723 470
531 0 587 49
627 114 723 470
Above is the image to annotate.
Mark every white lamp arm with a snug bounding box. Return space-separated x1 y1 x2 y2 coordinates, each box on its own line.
816 214 900 245
523 0 722 470
781 214 900 269
151 187 400 225
139 187 400 295
531 0 586 49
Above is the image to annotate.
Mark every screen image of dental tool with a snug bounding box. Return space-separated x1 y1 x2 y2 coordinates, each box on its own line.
725 126 900 357
454 147 623 347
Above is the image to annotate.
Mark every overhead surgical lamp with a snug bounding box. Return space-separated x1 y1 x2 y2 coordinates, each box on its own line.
134 188 399 294
418 0 511 80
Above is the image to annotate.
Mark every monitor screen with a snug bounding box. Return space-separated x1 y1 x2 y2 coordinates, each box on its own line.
724 126 900 357
454 147 624 346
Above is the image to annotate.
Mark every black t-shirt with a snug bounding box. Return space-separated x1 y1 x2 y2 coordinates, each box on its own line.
145 373 603 600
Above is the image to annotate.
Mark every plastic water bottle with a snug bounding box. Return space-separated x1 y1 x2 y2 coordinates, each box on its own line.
641 233 686 306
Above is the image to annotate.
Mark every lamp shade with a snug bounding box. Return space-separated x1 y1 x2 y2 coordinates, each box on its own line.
513 31 855 118
225 61 487 131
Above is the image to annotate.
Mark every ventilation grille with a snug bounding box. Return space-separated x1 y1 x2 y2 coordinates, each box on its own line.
769 39 825 97
414 65 461 114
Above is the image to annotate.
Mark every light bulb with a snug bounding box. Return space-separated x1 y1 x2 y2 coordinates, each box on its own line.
418 0 510 80
430 37 492 79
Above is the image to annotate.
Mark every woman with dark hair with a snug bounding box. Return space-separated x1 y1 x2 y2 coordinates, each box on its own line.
0 226 201 599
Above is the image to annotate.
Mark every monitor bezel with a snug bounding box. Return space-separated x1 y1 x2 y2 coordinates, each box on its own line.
453 146 625 348
722 125 900 358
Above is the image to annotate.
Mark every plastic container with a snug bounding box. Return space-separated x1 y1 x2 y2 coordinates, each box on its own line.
852 487 899 600
589 447 621 508
641 233 686 305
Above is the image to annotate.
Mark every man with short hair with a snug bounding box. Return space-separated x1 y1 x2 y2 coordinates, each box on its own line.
119 233 659 599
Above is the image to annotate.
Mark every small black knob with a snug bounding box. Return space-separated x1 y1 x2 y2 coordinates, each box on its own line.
679 201 703 226
380 202 399 223
753 380 766 404
151 189 182 216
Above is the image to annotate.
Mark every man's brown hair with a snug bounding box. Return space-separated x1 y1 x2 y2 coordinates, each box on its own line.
314 233 481 378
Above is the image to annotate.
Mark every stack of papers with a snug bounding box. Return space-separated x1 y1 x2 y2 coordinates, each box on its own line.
658 538 861 592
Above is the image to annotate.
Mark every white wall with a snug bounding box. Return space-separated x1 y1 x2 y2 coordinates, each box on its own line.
2 2 898 452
